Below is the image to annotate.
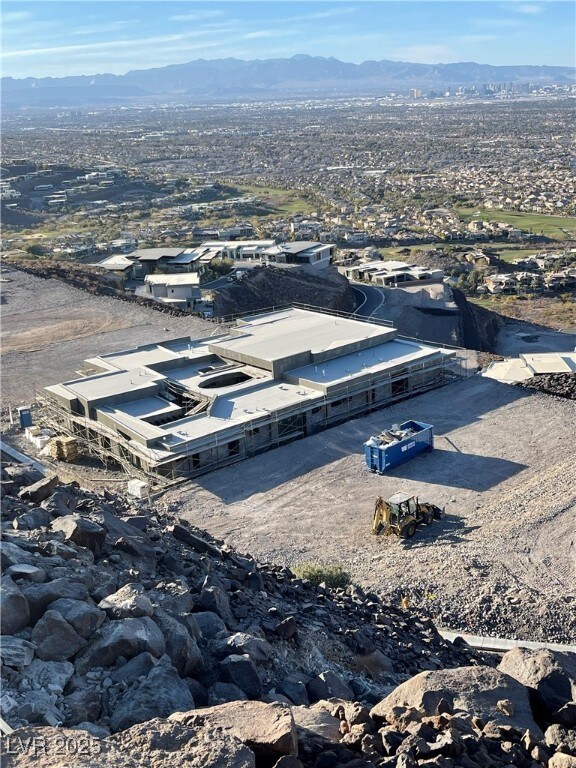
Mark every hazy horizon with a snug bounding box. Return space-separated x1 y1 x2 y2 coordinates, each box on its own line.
2 0 575 80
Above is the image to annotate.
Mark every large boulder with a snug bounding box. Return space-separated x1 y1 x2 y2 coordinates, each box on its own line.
292 701 343 742
110 655 194 732
22 659 75 694
110 652 158 684
0 721 256 768
498 647 576 723
30 610 87 661
192 610 227 639
307 670 353 703
50 515 107 556
219 654 263 699
197 585 234 627
223 632 274 662
1 542 36 568
48 598 106 639
171 700 298 760
370 665 542 736
0 576 30 634
12 507 51 530
549 755 576 768
5 564 47 584
208 682 249 705
111 717 256 768
74 617 165 674
18 474 59 503
152 608 203 675
98 583 154 619
62 688 102 726
23 579 88 625
0 726 137 768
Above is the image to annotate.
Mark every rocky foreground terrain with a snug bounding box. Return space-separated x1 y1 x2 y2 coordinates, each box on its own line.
1 464 575 767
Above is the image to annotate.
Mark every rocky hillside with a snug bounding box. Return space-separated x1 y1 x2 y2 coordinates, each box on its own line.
452 288 503 352
1 465 575 767
9 261 194 318
213 266 356 318
517 373 576 400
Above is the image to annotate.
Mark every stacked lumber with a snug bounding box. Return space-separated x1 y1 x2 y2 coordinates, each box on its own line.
47 436 80 462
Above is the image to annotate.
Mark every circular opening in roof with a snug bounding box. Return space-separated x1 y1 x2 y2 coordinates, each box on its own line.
198 371 253 389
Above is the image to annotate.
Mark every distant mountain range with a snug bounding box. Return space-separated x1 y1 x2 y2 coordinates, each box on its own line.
2 55 574 108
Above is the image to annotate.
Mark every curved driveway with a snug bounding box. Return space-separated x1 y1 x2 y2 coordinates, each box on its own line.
352 283 386 318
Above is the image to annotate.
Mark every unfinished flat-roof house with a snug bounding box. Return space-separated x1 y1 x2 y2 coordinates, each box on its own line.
40 308 463 483
343 261 444 287
134 273 201 310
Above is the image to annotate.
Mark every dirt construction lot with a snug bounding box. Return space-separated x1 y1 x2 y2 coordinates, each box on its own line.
0 267 214 403
166 375 576 645
2 266 574 645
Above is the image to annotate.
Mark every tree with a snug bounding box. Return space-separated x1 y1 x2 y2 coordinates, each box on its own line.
25 244 45 257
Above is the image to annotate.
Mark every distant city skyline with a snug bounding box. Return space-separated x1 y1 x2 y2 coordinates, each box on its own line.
2 0 575 79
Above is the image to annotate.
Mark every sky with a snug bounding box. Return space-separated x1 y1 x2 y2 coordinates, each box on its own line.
2 1 575 79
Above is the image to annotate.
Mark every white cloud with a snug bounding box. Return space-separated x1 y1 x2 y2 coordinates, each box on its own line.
279 7 357 24
2 11 32 23
460 34 499 42
169 11 224 22
1 31 232 60
71 21 132 37
508 3 545 14
243 29 298 40
388 44 454 64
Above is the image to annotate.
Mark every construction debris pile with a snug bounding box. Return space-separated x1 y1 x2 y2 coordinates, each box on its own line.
517 373 576 400
366 425 418 448
1 464 575 768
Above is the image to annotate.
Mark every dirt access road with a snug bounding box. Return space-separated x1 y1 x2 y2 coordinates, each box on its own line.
166 375 576 645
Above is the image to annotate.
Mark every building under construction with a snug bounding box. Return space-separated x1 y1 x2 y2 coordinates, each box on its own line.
39 307 468 484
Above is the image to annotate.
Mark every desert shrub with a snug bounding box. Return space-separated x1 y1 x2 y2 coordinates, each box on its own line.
293 563 351 590
210 258 234 276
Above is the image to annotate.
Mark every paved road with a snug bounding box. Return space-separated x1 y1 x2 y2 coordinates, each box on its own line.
201 276 231 289
352 283 386 318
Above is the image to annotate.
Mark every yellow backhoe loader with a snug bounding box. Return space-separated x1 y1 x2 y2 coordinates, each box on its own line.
372 492 444 538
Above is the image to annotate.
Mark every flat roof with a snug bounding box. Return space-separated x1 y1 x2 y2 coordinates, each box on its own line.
165 252 202 265
64 368 164 401
100 345 183 371
136 248 184 261
521 352 576 375
287 338 448 389
202 240 275 248
113 396 181 420
145 273 200 285
211 308 396 364
154 379 323 445
97 255 134 270
281 241 326 254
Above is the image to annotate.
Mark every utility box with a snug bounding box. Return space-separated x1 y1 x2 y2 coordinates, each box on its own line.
17 406 33 430
365 420 433 474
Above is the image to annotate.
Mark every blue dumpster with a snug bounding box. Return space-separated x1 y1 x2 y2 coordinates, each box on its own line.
365 420 433 473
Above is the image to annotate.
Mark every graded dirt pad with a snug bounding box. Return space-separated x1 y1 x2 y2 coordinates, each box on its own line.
167 375 576 644
0 267 214 402
3 266 575 644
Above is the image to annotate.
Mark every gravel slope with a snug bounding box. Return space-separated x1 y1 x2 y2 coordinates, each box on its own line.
166 376 576 644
